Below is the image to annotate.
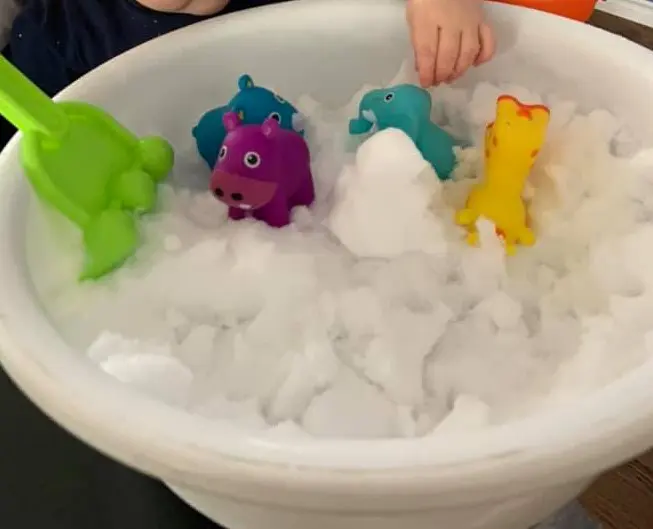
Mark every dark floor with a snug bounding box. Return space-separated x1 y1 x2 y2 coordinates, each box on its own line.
579 12 653 529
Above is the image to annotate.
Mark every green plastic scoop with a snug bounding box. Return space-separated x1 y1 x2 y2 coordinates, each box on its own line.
0 56 174 280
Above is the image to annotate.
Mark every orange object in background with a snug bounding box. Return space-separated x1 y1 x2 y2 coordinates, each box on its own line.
490 0 598 22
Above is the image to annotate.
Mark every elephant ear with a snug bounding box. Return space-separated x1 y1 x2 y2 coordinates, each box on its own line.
238 74 255 91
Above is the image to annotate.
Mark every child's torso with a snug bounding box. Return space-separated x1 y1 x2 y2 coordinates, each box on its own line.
15 0 293 73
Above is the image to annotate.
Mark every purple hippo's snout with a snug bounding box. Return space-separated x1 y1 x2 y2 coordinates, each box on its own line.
211 169 278 210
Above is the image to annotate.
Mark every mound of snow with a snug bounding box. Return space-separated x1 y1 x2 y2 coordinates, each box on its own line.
327 128 447 259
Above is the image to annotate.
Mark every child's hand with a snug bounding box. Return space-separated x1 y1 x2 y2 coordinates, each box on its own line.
406 0 495 87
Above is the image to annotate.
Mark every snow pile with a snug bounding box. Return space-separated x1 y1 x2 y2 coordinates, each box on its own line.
27 65 653 439
327 128 447 259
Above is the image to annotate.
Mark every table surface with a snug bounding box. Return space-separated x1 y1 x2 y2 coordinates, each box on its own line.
1 9 653 529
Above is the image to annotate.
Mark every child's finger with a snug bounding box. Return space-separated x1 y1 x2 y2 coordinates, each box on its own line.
474 22 496 66
414 28 438 87
452 29 480 80
435 30 461 85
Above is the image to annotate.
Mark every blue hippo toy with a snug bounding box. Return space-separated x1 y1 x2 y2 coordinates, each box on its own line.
193 74 305 169
349 84 459 180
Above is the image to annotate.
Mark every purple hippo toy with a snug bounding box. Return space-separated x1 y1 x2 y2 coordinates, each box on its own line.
210 111 315 228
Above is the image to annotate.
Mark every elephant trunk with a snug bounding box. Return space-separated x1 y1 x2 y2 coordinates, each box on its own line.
348 107 376 135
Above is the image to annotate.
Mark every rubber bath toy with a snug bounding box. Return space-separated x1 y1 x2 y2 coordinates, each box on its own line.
455 95 550 254
348 84 458 180
0 56 174 280
193 74 305 169
210 111 314 228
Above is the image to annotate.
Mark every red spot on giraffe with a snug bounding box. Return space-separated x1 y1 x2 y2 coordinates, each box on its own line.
516 106 532 120
495 216 531 241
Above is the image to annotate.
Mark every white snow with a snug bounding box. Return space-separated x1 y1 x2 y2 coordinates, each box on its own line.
327 128 448 259
26 62 653 440
88 332 193 407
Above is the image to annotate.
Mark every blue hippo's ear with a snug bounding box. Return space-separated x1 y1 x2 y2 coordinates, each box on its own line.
231 106 246 122
238 74 255 91
266 111 282 124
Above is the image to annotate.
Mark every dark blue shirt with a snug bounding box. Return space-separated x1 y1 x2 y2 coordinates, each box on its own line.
0 0 289 149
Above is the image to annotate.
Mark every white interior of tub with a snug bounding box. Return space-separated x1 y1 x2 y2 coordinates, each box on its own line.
3 0 653 483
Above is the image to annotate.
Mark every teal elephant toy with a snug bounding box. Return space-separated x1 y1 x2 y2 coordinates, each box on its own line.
192 74 305 169
349 84 459 180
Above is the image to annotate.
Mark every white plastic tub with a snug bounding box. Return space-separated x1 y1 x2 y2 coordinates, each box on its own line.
2 1 653 528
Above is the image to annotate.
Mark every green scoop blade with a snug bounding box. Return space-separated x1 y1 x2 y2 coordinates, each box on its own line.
0 56 174 280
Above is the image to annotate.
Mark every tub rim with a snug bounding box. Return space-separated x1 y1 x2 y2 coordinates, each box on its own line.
1 0 653 506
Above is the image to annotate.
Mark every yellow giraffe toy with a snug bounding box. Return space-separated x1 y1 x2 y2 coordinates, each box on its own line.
455 95 550 255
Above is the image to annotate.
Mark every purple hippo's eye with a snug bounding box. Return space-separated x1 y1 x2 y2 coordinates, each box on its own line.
275 94 286 104
384 92 395 103
243 151 261 169
218 145 227 160
268 112 281 122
